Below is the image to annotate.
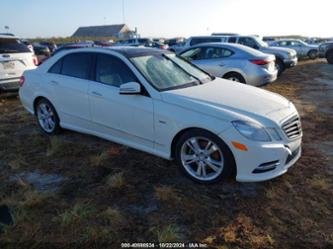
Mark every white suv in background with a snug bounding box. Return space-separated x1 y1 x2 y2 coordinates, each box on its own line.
0 35 37 92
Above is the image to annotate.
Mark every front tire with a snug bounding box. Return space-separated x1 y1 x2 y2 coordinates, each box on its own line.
308 50 318 60
275 58 285 76
223 72 246 84
175 129 236 183
326 51 333 64
35 98 61 135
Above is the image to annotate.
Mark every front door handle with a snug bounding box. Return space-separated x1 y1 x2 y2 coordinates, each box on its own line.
91 91 103 97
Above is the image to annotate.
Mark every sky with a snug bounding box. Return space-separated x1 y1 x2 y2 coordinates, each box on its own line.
0 0 332 38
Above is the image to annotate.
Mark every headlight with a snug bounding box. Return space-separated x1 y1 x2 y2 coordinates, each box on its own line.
232 120 271 142
266 128 282 141
288 52 294 59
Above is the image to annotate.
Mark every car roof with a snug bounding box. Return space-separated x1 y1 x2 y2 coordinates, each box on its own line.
0 35 19 39
181 42 267 56
58 46 172 58
106 46 172 57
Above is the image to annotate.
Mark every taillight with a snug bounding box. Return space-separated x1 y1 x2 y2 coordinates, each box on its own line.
250 59 270 65
19 76 25 87
32 55 39 66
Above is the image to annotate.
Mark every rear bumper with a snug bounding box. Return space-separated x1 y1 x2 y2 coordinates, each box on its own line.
247 70 278 86
0 77 20 92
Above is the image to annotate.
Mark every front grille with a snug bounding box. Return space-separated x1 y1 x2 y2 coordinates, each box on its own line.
281 115 302 139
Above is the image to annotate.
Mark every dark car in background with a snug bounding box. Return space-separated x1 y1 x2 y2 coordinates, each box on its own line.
319 41 333 64
38 41 57 53
33 44 51 64
52 42 94 55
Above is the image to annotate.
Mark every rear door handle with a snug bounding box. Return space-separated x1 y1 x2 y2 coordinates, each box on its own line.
91 91 103 97
50 80 59 86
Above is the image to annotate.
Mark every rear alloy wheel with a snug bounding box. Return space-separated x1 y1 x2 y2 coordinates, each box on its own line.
175 129 235 183
327 51 333 64
35 99 60 135
223 72 246 84
308 50 318 60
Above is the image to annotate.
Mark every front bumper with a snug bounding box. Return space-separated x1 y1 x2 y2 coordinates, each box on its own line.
0 77 20 92
219 127 302 182
283 57 298 68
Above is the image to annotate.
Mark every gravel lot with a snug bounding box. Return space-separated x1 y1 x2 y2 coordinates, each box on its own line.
0 59 332 249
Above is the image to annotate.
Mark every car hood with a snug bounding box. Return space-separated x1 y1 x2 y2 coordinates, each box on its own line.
262 46 296 55
161 78 292 123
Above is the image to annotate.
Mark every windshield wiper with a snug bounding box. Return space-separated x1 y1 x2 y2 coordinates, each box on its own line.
161 80 200 91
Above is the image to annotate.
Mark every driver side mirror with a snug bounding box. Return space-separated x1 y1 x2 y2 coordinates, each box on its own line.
119 82 141 95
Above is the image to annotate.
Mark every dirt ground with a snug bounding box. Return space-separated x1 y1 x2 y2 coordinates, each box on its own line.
0 59 332 249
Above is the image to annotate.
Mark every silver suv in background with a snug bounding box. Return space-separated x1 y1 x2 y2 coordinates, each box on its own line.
270 39 318 59
0 35 37 92
179 43 277 86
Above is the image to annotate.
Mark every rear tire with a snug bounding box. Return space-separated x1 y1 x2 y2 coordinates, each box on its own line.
308 50 318 60
326 51 333 64
175 129 236 184
35 98 61 135
275 58 285 76
223 72 246 84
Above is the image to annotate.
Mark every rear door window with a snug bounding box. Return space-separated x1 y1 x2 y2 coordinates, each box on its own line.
202 47 233 59
61 53 93 79
49 59 62 74
180 48 204 61
0 38 30 53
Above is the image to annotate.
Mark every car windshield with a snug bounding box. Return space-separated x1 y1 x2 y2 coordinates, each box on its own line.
130 53 212 91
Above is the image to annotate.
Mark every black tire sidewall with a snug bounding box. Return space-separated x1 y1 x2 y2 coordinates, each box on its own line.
35 99 61 135
276 58 285 76
175 129 236 184
327 51 333 64
308 50 317 60
224 72 246 84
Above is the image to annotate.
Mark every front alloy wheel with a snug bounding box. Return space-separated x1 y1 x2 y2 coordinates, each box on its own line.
181 137 224 182
175 129 235 183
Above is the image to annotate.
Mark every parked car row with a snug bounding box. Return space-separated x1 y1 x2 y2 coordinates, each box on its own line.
176 35 298 76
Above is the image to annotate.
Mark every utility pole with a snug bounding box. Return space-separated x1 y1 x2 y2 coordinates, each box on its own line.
122 0 125 24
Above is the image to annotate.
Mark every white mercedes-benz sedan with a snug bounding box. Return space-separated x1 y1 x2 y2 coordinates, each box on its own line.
19 47 302 183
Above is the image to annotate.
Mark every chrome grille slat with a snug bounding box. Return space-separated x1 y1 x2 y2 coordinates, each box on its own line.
281 115 302 139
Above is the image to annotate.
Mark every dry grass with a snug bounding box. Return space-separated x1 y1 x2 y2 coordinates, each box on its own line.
152 224 184 243
106 172 125 189
90 150 110 167
98 207 126 227
309 177 331 190
154 185 180 203
46 136 68 156
58 203 95 226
